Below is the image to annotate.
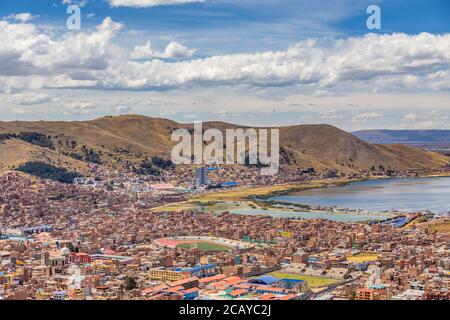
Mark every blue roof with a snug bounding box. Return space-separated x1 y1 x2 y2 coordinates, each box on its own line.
250 275 279 285
182 264 217 273
222 181 238 186
189 266 202 272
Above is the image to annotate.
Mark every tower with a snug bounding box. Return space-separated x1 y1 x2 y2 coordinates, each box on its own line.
195 167 208 186
41 251 50 266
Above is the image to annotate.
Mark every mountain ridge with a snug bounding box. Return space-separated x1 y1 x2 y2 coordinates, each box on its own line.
353 129 450 144
1 115 448 174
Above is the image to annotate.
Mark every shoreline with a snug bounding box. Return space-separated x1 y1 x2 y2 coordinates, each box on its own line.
151 178 359 212
152 173 450 216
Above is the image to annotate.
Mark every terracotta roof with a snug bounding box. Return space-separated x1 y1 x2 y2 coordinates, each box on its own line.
259 293 276 300
279 294 297 300
184 287 200 294
224 276 244 285
230 289 247 297
168 276 199 287
199 274 227 284
166 285 184 293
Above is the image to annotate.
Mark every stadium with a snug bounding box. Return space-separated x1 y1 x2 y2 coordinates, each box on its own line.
154 236 253 252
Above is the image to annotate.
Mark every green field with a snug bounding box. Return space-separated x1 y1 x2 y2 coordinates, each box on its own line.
177 241 232 251
268 272 339 288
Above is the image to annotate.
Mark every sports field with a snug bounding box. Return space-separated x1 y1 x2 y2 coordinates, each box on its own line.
268 272 339 288
177 241 232 251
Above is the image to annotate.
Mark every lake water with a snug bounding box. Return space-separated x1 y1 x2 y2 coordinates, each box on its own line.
224 208 389 222
271 177 450 214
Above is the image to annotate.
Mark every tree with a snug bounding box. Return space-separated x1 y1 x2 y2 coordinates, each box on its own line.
125 276 137 291
16 161 81 183
67 243 78 253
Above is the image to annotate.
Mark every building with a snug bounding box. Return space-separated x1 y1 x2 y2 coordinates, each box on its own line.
150 184 176 191
149 268 186 282
69 253 92 265
195 167 208 186
356 287 389 300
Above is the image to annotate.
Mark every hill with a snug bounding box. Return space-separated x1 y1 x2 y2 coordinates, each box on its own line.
0 115 448 175
353 130 450 144
0 139 89 173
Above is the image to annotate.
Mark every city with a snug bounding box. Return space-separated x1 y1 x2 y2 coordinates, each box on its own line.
0 164 448 301
0 0 449 308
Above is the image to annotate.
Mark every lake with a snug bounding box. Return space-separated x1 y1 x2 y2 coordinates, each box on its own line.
270 177 450 214
223 208 390 222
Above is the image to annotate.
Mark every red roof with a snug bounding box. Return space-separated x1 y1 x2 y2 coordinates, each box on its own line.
230 289 247 297
199 274 227 284
141 284 169 296
167 285 184 293
224 276 244 285
279 294 296 300
169 276 199 287
259 293 276 300
184 287 200 294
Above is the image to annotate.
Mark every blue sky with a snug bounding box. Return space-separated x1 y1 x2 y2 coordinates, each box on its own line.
1 0 449 53
0 0 449 130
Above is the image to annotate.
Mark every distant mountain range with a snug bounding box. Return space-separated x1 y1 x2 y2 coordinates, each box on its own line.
0 115 448 174
353 130 450 144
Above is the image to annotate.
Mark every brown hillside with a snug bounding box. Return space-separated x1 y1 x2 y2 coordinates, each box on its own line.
0 139 89 173
0 115 448 173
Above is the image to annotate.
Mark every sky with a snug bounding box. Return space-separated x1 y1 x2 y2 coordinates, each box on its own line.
0 0 449 130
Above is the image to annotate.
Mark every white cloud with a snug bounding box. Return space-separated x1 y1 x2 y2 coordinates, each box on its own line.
107 0 205 8
131 40 196 59
116 105 131 113
63 102 96 115
62 0 88 8
0 17 123 89
8 93 54 105
0 18 449 96
403 113 419 121
320 110 344 120
163 41 196 59
399 110 450 129
5 13 36 23
110 33 450 91
353 112 382 122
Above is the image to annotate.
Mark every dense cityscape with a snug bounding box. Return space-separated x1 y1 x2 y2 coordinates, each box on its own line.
0 0 449 308
1 165 448 301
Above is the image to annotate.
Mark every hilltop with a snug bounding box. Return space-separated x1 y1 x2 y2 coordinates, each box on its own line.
0 115 448 175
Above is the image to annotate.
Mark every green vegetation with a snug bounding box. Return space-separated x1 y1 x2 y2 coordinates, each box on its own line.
0 132 55 149
66 243 79 253
80 145 102 164
177 241 232 251
151 156 174 170
268 272 339 288
0 133 14 142
16 161 81 184
18 132 55 150
132 156 174 176
125 276 138 290
134 159 161 176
